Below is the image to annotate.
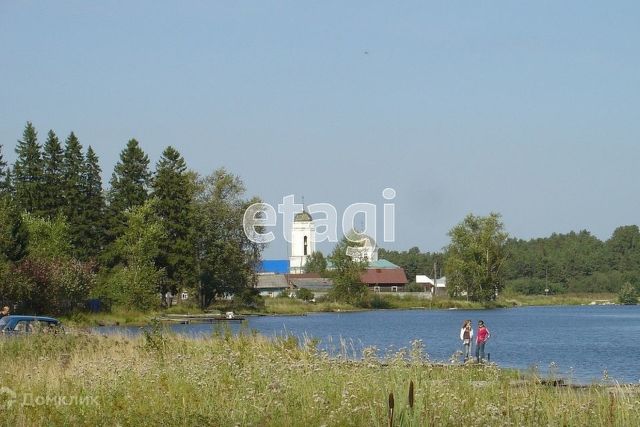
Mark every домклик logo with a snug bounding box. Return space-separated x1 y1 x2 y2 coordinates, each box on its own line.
0 386 17 410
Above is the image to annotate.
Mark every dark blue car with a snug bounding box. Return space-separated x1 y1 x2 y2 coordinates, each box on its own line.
0 315 63 335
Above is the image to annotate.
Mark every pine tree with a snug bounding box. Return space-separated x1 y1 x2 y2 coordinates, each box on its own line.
62 132 85 253
42 130 65 218
0 144 8 195
14 122 45 215
106 139 151 252
79 146 106 260
152 146 197 293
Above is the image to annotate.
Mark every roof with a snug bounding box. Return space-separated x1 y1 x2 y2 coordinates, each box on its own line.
415 275 447 287
286 273 322 280
294 210 313 222
369 259 399 269
360 268 408 285
258 259 290 274
290 278 334 292
416 275 432 284
255 274 289 289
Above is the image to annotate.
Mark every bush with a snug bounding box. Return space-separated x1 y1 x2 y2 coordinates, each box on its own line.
355 294 391 309
232 287 265 310
405 282 426 292
296 288 314 301
9 257 95 315
618 282 638 305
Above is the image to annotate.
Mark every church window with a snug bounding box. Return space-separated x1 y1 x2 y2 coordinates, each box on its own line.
304 236 308 255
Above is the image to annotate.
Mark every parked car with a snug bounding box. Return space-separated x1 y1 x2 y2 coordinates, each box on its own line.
0 315 63 335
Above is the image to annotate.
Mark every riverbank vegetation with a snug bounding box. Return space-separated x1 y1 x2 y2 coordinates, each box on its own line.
0 331 637 426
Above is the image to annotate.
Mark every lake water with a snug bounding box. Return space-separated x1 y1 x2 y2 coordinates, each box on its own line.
96 305 640 384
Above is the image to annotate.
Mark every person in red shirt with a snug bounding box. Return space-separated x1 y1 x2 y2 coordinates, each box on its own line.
475 320 490 362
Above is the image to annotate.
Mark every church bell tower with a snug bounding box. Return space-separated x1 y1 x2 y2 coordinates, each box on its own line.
289 208 315 274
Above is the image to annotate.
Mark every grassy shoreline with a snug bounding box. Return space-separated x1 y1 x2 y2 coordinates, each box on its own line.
59 292 619 327
0 331 637 426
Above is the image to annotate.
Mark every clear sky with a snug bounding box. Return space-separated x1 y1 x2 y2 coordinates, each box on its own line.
2 1 639 259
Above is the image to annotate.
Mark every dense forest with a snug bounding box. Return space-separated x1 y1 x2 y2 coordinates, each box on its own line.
382 226 640 295
0 122 262 315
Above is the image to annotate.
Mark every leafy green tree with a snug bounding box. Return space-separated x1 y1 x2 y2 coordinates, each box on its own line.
42 130 65 218
444 213 509 302
0 196 29 262
327 235 368 304
195 169 262 308
304 251 327 275
22 213 73 260
607 226 640 272
108 199 166 310
14 122 45 215
106 139 151 247
152 146 197 294
618 282 638 305
79 146 106 260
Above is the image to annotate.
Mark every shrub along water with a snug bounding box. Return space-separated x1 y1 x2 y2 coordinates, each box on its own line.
0 331 637 426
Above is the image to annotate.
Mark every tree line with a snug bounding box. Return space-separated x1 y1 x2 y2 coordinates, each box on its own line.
0 122 262 314
380 215 640 300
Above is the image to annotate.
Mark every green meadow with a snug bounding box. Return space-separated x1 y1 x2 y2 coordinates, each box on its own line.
0 329 637 426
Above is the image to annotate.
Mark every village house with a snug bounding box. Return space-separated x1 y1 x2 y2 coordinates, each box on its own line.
361 259 408 292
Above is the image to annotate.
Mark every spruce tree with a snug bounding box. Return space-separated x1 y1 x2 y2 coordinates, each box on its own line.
42 130 65 217
62 132 85 253
0 144 8 195
152 146 197 293
106 139 151 249
14 122 45 215
79 146 106 260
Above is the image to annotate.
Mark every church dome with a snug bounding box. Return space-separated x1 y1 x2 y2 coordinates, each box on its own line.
294 210 313 222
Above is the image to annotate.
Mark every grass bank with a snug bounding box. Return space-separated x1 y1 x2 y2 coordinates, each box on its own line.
60 305 206 327
498 292 618 307
263 298 356 314
0 331 637 426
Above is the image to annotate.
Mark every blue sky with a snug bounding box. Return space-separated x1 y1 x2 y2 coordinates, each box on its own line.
2 1 639 258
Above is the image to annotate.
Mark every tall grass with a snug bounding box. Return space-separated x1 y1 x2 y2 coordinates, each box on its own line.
0 331 637 426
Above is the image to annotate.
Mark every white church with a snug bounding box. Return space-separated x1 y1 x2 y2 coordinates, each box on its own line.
289 209 316 273
288 208 378 273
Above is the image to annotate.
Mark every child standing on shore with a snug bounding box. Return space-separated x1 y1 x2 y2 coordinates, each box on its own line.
460 319 473 362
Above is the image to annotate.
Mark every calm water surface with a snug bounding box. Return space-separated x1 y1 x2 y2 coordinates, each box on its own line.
97 305 640 384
